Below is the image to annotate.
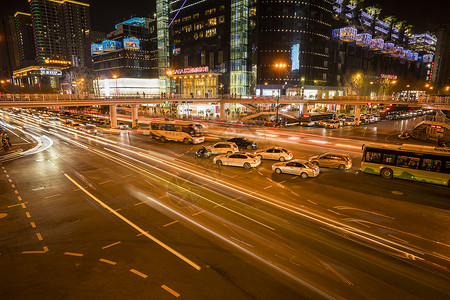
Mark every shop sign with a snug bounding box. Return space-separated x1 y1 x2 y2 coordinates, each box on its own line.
380 74 397 80
173 66 209 75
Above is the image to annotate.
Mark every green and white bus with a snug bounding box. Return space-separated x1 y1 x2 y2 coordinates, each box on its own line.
361 143 450 187
149 120 205 144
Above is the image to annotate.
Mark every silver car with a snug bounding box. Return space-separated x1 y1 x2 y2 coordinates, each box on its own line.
213 153 261 169
309 153 352 170
272 160 319 178
255 147 293 161
205 142 239 155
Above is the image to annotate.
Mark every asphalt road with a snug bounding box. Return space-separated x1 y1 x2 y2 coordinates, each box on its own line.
1 111 449 299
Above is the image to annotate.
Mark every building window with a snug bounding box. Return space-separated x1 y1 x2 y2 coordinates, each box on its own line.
193 13 199 19
218 15 225 24
194 33 198 40
205 8 216 15
208 18 217 26
205 28 216 37
194 22 203 30
182 16 191 22
183 25 192 33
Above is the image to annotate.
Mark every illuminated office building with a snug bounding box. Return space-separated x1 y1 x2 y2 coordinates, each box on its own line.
91 17 158 80
29 0 90 67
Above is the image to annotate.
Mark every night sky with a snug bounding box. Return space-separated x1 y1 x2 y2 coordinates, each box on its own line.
1 0 449 33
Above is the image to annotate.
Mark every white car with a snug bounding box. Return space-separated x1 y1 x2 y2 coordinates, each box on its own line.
118 122 129 130
81 124 97 134
255 147 293 161
213 153 261 169
324 120 341 129
272 160 319 178
205 142 239 155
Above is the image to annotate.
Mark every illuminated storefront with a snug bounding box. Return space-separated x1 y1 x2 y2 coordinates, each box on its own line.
12 66 64 89
170 67 219 96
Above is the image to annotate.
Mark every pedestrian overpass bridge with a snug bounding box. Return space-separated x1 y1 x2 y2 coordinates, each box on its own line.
1 93 448 128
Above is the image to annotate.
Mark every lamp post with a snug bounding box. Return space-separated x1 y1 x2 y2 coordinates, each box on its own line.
113 74 118 98
274 63 287 126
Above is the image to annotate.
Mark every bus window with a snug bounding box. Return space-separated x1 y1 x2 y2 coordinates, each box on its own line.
365 151 381 163
151 123 159 130
397 155 420 169
174 125 181 132
166 124 175 131
159 123 166 130
382 153 396 165
443 161 450 174
420 158 442 172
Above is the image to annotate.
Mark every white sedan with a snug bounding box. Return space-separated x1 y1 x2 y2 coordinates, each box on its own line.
205 142 239 155
272 160 319 178
213 153 261 169
255 147 293 161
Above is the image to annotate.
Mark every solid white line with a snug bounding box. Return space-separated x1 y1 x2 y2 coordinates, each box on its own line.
64 173 201 271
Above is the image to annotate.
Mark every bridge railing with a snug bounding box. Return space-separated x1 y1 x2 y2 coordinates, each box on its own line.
0 93 449 105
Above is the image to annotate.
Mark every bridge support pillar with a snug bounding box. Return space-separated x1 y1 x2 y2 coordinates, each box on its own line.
354 105 361 126
299 103 306 117
220 101 225 119
110 105 118 128
131 104 139 128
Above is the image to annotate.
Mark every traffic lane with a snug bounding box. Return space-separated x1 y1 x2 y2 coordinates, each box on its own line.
0 127 306 297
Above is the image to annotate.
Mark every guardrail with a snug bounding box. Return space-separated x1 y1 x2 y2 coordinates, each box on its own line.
0 93 449 105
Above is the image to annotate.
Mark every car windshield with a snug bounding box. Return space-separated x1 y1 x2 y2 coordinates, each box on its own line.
282 148 289 153
247 154 255 158
185 124 204 137
305 162 315 168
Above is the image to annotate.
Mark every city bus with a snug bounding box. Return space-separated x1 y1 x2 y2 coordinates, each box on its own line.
361 143 450 187
149 120 205 144
300 112 335 126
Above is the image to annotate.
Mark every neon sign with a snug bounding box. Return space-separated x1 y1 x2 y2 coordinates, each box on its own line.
123 38 140 50
381 74 397 80
172 66 209 75
291 44 299 71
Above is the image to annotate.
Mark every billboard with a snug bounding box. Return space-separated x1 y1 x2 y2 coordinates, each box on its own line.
291 43 300 71
91 44 103 55
123 38 140 50
102 40 122 52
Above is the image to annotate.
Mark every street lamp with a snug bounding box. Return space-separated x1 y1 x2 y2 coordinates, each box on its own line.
274 63 287 126
113 75 118 98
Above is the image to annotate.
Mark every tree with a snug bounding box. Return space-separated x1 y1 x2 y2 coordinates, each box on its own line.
62 67 89 94
365 6 382 35
383 15 397 41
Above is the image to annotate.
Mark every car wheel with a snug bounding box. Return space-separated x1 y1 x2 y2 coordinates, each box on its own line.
247 145 253 150
183 138 190 144
275 168 282 174
381 168 393 179
216 160 223 166
227 151 232 154
279 156 285 162
301 172 308 179
243 162 251 169
338 164 346 171
160 136 166 143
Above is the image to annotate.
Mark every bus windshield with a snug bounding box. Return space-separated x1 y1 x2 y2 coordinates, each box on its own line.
183 124 204 137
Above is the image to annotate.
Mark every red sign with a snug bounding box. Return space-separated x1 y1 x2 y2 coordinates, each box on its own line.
173 66 209 75
381 74 398 80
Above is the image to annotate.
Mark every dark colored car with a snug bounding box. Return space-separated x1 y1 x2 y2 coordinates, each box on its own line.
227 137 258 150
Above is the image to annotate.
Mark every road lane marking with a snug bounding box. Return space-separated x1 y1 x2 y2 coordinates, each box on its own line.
134 201 146 206
391 190 404 195
130 269 148 278
14 190 19 194
102 241 121 249
213 203 225 208
161 285 180 297
7 202 28 208
279 180 286 184
17 196 22 201
64 252 84 257
36 233 43 241
21 203 26 209
22 246 48 254
99 258 117 265
307 200 318 205
290 191 300 197
258 171 264 176
245 170 252 174
388 234 409 244
99 180 112 185
114 208 122 212
263 185 272 190
11 184 15 188
192 210 205 216
327 209 344 216
30 222 36 228
120 174 132 178
64 173 201 271
163 220 179 227
44 194 61 199
320 260 353 286
334 206 394 219
25 212 31 218
8 179 12 182
290 176 299 180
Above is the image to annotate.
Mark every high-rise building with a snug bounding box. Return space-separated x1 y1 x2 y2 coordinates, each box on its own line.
91 17 158 79
29 0 90 67
0 16 21 78
14 12 36 67
429 23 450 89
